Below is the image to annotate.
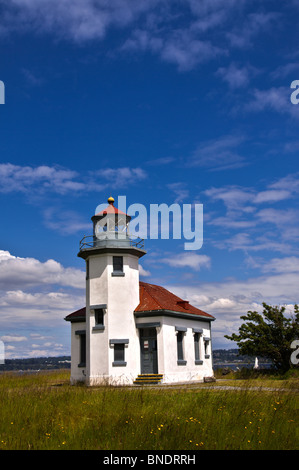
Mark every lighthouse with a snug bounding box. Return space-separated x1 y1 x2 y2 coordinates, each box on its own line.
76 197 145 385
65 197 215 386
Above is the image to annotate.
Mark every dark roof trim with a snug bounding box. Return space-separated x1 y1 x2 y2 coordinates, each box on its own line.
109 339 129 345
175 326 187 332
64 315 86 323
136 322 161 329
134 309 215 322
78 246 146 260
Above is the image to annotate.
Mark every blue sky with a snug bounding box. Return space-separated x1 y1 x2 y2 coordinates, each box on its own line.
0 0 299 358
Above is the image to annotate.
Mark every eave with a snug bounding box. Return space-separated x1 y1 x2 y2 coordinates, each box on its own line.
134 309 215 322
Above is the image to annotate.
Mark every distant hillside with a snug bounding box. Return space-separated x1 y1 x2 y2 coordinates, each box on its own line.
0 356 71 371
0 349 272 371
213 349 272 365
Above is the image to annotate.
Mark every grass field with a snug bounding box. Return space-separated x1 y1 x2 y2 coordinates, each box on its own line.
0 369 298 450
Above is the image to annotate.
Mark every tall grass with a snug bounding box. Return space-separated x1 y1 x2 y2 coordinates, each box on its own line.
0 370 297 450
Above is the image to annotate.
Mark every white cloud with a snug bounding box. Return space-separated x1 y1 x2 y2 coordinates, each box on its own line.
203 174 299 252
217 63 252 89
161 253 211 271
261 257 299 274
269 173 299 193
190 135 247 170
204 185 253 209
167 267 299 347
245 86 299 118
0 335 27 342
0 250 85 289
253 190 291 203
227 11 280 49
43 208 91 235
0 0 287 75
0 163 84 194
97 167 147 188
256 208 299 226
1 0 159 41
159 34 224 72
139 265 151 277
167 182 189 203
0 163 147 196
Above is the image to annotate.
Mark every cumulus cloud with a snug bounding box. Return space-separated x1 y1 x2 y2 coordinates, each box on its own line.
0 0 159 41
0 335 27 342
0 251 85 348
203 173 299 254
189 135 247 171
244 86 299 118
261 257 299 274
43 208 91 235
0 0 282 72
0 163 84 194
216 63 253 89
161 253 211 271
139 265 151 277
0 163 147 196
0 250 85 289
226 11 280 49
167 266 299 347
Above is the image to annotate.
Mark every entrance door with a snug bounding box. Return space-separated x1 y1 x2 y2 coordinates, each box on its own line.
140 328 158 374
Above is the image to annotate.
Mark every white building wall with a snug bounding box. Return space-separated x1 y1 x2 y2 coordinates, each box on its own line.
160 317 213 383
87 252 141 385
87 254 109 385
135 314 213 383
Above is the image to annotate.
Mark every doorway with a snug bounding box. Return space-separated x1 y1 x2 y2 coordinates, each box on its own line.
139 328 158 374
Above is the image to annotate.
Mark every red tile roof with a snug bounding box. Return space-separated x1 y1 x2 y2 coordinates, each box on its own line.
95 204 128 216
135 282 213 318
65 282 214 321
64 307 86 322
94 198 128 217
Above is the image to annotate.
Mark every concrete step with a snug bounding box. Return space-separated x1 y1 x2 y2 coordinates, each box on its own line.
133 374 163 385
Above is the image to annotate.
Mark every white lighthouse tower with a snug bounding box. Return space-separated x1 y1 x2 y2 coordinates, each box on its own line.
75 197 146 385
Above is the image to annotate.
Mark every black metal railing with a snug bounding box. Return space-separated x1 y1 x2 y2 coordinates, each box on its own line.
79 233 144 251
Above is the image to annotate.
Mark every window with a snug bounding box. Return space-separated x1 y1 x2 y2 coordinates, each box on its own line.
75 330 86 367
86 260 89 280
194 333 203 365
113 256 123 272
176 328 187 365
95 308 104 326
110 339 129 366
114 344 125 363
204 338 210 359
112 256 125 276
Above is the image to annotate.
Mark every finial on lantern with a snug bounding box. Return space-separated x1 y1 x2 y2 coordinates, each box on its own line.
107 196 114 205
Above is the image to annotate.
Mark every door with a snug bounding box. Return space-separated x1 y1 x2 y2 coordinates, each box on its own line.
140 328 158 374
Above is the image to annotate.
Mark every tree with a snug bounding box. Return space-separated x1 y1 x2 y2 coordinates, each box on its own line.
225 303 299 371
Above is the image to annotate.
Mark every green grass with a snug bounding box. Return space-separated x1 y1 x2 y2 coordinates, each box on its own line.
0 369 298 450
